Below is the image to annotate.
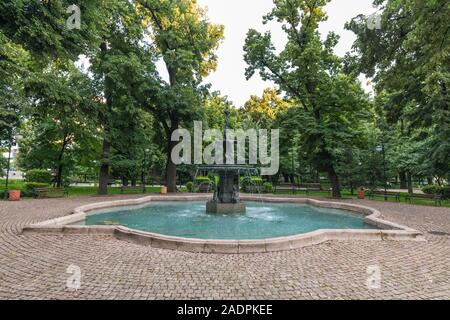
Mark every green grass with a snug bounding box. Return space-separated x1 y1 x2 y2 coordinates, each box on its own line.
273 189 450 208
0 181 178 198
1 179 447 207
64 186 172 197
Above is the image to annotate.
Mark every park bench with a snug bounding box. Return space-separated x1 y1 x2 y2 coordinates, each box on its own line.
33 187 69 199
196 182 212 193
299 183 323 190
405 193 442 206
274 182 297 194
120 186 145 194
367 190 401 202
244 184 263 193
305 187 332 197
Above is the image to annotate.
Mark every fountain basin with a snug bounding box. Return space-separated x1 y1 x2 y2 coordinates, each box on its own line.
22 195 425 253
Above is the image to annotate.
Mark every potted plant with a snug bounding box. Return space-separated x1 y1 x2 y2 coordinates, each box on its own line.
9 189 21 201
357 187 365 199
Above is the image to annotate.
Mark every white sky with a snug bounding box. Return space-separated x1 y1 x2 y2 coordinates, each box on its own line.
157 0 377 107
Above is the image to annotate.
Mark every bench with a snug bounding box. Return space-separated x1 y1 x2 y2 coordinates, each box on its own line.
274 183 297 194
368 191 400 202
196 182 212 193
33 187 69 199
405 193 442 206
299 183 323 190
120 186 145 194
305 188 332 197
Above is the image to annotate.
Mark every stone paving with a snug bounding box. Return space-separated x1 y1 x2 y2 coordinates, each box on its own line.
0 195 449 300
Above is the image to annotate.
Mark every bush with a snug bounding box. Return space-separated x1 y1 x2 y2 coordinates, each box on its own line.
17 182 49 198
24 182 49 191
263 182 274 193
26 169 52 184
194 176 211 184
422 185 450 199
240 176 263 192
186 181 193 192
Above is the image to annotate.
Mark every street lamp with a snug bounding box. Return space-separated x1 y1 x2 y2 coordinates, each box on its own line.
3 134 22 200
142 148 150 192
376 144 387 201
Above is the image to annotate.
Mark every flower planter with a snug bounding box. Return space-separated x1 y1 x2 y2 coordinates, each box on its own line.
9 190 21 201
160 186 168 194
357 188 365 199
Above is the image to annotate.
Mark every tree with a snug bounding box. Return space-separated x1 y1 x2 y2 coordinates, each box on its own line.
347 0 450 184
19 63 100 187
137 0 224 192
244 0 371 197
88 0 160 195
243 88 290 129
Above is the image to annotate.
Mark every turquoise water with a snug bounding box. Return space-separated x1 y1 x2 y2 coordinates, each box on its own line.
85 201 374 240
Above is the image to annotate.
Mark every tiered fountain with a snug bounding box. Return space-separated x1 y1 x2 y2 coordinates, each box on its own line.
199 106 258 214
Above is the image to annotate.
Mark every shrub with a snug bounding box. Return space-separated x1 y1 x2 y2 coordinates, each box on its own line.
194 176 211 184
422 185 450 199
263 182 274 193
24 182 49 191
26 169 52 184
186 181 193 192
20 182 49 198
240 176 263 192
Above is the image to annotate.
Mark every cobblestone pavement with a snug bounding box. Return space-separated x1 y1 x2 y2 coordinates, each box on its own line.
0 195 449 300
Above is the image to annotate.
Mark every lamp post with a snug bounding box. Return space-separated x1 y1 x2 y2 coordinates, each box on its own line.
376 144 387 201
3 134 21 200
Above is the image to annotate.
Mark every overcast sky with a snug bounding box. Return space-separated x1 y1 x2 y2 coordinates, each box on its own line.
157 0 377 107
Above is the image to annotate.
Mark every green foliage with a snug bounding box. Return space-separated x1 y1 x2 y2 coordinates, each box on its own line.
243 88 289 128
244 0 372 197
194 176 210 184
0 155 7 177
240 176 263 192
24 182 49 191
422 185 450 199
263 182 274 193
186 181 194 192
26 169 52 184
347 0 450 182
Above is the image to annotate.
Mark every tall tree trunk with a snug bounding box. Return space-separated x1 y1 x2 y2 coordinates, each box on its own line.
98 135 111 195
55 134 69 188
328 165 342 198
399 171 407 189
406 171 413 194
165 121 179 193
55 164 64 188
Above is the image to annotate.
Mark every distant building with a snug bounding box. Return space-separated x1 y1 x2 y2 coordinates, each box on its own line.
1 143 24 180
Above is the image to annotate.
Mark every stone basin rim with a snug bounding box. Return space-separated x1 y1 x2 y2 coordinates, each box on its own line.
22 195 425 254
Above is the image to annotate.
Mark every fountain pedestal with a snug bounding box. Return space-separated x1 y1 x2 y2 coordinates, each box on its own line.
200 166 251 214
206 201 246 214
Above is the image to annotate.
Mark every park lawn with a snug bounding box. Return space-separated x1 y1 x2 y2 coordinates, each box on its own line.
0 179 26 190
1 179 447 207
66 186 164 197
273 189 450 208
0 180 175 198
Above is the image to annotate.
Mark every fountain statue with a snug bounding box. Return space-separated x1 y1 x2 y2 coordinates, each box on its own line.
199 105 258 214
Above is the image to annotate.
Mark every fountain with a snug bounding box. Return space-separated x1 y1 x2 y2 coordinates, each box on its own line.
198 106 258 214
